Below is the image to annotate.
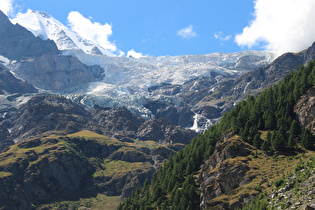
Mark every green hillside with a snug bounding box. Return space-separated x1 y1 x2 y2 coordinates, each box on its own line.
0 130 169 209
118 61 315 209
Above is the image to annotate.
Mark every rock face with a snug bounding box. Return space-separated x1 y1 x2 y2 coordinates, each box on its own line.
91 106 145 139
137 118 197 144
213 43 315 105
7 95 95 142
153 105 194 128
0 10 105 91
198 134 253 209
0 10 58 61
0 64 38 95
10 53 101 91
0 124 12 152
0 138 94 209
3 95 196 146
294 87 315 134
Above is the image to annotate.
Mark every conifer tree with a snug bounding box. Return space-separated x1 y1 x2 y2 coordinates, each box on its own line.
290 120 300 138
186 159 194 175
301 128 313 149
288 135 296 150
272 131 281 151
253 134 262 149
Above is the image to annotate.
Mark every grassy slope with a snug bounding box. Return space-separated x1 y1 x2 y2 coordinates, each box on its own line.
208 133 315 208
0 130 171 209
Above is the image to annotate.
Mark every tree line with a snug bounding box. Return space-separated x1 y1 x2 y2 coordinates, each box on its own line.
118 60 315 209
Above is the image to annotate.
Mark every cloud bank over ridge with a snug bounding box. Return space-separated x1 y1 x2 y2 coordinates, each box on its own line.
67 11 119 54
0 0 14 16
235 0 315 54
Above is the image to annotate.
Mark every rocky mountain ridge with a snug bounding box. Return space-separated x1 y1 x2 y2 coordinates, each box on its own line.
3 10 275 131
207 42 315 105
1 95 196 145
12 10 116 56
0 10 58 61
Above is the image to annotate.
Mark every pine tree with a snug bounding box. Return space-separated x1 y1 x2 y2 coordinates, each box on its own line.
290 120 300 137
186 159 194 175
172 189 181 206
261 140 270 152
301 128 313 149
272 131 281 151
161 200 168 210
249 126 258 140
253 134 262 149
153 186 163 201
265 112 275 130
288 135 296 150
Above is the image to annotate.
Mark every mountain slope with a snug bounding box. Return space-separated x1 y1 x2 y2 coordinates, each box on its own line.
118 60 315 209
0 10 58 61
0 64 37 95
3 95 196 145
2 10 276 129
202 42 315 106
0 132 153 209
9 53 102 91
12 10 116 56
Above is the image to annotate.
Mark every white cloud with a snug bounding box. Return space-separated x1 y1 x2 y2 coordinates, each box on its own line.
67 11 117 52
214 31 232 41
235 0 315 54
0 0 14 16
177 25 197 39
126 49 145 58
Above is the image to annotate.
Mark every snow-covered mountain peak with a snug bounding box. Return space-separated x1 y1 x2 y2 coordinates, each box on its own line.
11 10 115 57
5 9 276 127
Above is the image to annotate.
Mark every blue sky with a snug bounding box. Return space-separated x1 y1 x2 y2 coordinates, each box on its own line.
2 0 315 57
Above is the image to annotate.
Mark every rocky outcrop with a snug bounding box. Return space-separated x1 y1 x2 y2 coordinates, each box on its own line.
108 148 153 163
0 124 13 152
11 53 99 91
294 87 315 134
266 154 315 209
228 52 304 99
7 95 97 142
96 164 155 198
303 42 315 66
198 135 254 209
92 106 145 138
137 118 197 144
0 135 159 209
155 105 194 128
0 138 94 209
2 95 196 146
0 64 37 95
0 10 58 61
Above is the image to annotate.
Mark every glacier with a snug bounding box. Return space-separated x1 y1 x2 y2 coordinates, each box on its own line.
10 10 276 131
